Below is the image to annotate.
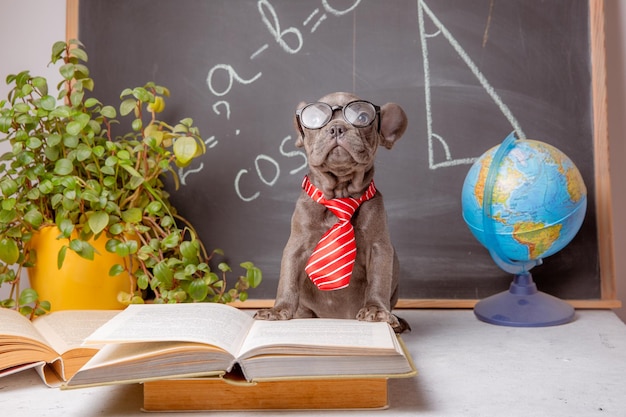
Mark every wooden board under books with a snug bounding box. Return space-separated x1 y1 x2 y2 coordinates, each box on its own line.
143 376 389 411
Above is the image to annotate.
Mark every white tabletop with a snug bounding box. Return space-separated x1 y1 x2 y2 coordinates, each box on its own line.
2 309 625 416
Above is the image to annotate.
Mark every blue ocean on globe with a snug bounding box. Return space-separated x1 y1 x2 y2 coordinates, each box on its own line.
462 137 587 264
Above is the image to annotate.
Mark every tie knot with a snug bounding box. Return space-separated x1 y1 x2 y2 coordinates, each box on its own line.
321 198 359 221
301 176 377 221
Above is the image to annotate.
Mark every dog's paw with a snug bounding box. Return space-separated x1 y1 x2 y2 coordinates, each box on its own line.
254 308 293 321
356 306 410 333
357 305 394 323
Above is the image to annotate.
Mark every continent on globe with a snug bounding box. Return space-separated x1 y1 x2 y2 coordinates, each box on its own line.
512 221 561 260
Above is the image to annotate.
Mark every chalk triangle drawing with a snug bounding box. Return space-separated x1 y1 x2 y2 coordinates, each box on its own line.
417 0 526 170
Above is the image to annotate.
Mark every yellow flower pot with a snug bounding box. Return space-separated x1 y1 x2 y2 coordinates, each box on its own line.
28 227 132 311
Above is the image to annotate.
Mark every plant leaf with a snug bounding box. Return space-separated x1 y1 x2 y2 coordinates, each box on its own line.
173 136 199 167
119 163 143 178
114 242 131 257
100 105 116 118
161 232 180 249
0 178 18 196
88 211 109 234
218 262 232 272
188 279 209 301
246 265 263 288
24 209 44 228
51 41 66 60
39 95 57 111
0 238 19 264
57 245 68 269
121 208 143 224
132 87 152 102
57 219 74 237
70 239 95 261
154 261 174 289
71 47 88 62
109 264 125 277
18 288 39 305
120 98 136 116
59 63 75 80
180 241 198 260
53 158 73 175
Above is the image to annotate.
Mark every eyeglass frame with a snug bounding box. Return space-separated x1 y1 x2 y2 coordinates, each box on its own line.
295 100 381 137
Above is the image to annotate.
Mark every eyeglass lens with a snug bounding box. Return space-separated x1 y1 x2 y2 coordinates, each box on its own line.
300 101 377 129
301 104 332 129
344 101 376 127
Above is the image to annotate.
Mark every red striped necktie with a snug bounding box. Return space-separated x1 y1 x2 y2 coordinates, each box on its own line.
302 176 377 291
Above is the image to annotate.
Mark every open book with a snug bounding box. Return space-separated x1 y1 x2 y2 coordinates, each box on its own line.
64 303 415 388
0 308 120 386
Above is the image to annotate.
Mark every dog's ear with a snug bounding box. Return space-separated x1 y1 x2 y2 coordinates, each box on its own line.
293 101 307 147
379 103 408 149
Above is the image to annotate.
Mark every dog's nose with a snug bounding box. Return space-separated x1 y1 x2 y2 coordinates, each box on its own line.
328 123 346 138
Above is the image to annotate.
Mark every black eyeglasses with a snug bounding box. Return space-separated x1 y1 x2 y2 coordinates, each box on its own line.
295 100 381 136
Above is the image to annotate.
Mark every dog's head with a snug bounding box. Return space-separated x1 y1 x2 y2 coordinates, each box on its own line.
294 92 407 192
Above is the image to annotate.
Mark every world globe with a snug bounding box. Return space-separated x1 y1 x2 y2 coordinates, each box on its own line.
461 132 587 327
462 134 587 269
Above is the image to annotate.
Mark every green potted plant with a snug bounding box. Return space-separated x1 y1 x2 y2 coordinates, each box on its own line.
0 40 261 318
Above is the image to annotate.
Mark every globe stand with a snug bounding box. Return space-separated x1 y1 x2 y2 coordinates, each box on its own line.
474 272 575 327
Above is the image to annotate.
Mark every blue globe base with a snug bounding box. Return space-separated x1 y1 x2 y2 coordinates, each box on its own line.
474 272 575 327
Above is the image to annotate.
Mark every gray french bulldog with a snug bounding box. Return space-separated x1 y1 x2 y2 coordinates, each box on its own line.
254 92 409 333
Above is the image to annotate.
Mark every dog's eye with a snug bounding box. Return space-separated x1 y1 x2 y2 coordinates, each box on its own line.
355 112 372 125
347 110 373 127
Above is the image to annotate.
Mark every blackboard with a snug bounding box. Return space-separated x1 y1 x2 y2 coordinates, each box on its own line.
69 0 616 307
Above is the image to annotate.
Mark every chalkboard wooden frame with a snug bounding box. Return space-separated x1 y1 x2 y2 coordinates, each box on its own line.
65 0 618 309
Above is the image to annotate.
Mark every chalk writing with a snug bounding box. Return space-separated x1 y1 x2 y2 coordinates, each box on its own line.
212 101 231 119
206 64 262 97
258 0 303 54
182 0 525 199
417 0 525 170
180 0 361 199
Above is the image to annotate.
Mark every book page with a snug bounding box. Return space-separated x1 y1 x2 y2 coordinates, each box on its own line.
65 341 232 387
0 361 47 378
238 319 400 359
32 310 121 355
0 308 48 345
85 303 255 356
